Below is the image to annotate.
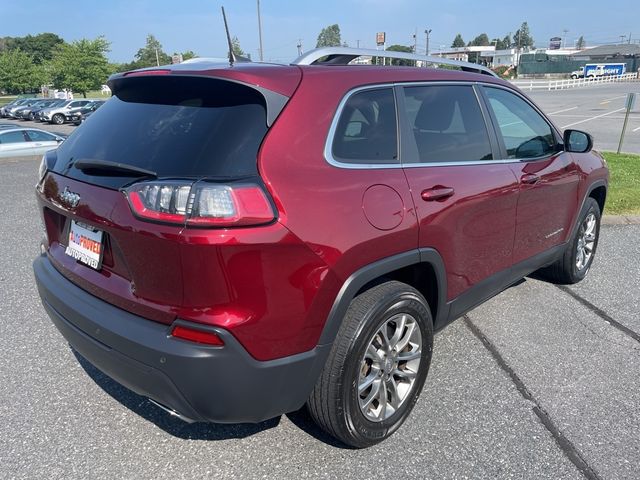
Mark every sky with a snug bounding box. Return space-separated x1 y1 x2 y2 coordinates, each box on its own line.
1 0 638 63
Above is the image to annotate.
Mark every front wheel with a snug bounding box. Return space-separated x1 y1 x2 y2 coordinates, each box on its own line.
52 114 65 125
538 197 601 284
307 281 433 448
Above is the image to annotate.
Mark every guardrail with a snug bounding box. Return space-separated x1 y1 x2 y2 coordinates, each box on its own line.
511 73 639 91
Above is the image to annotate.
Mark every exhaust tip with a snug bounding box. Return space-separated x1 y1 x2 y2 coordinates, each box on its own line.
148 399 197 424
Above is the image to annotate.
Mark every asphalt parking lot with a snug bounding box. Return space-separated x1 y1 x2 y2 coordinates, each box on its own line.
526 82 640 154
0 156 638 479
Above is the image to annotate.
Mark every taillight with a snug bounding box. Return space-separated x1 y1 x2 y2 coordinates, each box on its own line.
124 180 275 227
171 325 224 346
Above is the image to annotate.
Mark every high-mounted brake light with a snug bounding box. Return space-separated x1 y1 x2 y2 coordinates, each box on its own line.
171 325 224 346
124 69 172 77
124 181 275 227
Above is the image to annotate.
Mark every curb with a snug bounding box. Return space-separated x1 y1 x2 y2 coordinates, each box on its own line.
602 215 640 225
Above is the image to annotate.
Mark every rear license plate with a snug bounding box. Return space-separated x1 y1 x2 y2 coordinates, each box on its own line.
65 220 104 270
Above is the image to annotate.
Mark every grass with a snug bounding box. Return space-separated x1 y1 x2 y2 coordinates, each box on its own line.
602 152 640 215
0 96 18 106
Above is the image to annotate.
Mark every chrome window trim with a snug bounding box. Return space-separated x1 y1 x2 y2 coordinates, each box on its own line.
324 80 564 170
324 83 401 169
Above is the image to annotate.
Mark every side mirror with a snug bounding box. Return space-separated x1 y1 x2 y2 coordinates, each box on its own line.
563 129 593 153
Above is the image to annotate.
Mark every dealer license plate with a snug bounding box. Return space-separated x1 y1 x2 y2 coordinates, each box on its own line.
64 220 104 270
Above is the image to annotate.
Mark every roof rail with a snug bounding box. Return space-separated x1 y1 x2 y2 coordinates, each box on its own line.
292 47 498 77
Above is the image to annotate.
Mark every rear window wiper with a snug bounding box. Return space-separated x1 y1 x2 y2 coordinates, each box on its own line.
73 159 157 178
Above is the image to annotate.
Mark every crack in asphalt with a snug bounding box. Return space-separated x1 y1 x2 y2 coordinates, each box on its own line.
463 315 603 480
556 285 640 345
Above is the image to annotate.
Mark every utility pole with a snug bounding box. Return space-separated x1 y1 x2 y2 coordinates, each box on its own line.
562 29 569 48
629 32 632 44
425 29 432 56
356 40 360 48
620 34 627 44
297 39 303 56
257 0 264 61
155 48 160 66
413 28 418 53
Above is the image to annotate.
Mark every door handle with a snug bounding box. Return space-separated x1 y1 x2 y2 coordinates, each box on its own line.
421 186 455 201
521 173 540 185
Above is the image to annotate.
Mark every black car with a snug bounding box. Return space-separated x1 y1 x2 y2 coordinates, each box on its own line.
64 101 106 125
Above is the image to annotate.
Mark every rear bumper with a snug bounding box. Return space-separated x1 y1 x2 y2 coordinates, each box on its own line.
33 254 330 423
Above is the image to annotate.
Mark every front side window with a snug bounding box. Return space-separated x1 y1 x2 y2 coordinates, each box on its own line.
332 88 398 164
484 87 556 159
402 85 493 163
26 130 57 142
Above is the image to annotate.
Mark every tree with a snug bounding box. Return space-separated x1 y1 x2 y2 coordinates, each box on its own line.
316 24 342 48
386 44 414 66
231 36 245 57
468 33 490 46
181 50 197 61
6 33 65 64
576 35 586 50
451 34 465 48
513 22 534 49
51 37 112 97
132 34 172 68
0 49 46 93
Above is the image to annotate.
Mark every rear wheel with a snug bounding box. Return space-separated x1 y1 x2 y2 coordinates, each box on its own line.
538 197 601 284
52 113 65 125
308 281 433 448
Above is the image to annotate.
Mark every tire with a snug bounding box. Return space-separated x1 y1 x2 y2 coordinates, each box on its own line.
52 113 65 125
29 113 35 121
308 280 433 448
538 197 601 284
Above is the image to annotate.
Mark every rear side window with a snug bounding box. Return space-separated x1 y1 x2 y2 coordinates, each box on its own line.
402 85 493 163
484 87 556 159
331 88 398 164
53 76 268 189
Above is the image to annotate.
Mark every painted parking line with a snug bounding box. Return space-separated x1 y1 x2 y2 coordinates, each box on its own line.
562 108 626 128
549 106 578 115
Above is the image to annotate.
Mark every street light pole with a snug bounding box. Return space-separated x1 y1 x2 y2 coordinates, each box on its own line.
257 0 264 61
425 29 432 56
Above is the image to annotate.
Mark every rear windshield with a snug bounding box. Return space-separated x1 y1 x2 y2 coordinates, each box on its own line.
52 76 268 189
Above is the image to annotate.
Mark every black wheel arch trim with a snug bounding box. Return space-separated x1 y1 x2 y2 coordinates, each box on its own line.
569 179 607 241
317 248 448 346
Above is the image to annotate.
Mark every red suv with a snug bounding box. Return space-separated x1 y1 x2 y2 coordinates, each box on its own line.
34 48 608 448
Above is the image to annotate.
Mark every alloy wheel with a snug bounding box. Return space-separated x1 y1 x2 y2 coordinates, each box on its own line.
576 212 597 270
358 313 422 422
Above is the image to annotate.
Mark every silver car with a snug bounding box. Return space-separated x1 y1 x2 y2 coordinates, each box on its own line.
39 99 93 124
0 128 65 158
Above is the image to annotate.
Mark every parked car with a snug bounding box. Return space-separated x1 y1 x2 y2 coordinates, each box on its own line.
10 99 45 119
3 98 38 118
29 99 66 121
0 99 26 117
15 99 61 120
0 127 64 158
38 99 93 124
33 47 608 448
64 100 106 125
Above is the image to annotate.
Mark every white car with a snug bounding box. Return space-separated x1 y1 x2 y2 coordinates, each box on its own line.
0 128 65 158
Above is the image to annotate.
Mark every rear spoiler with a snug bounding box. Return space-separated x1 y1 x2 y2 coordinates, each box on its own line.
106 71 289 127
